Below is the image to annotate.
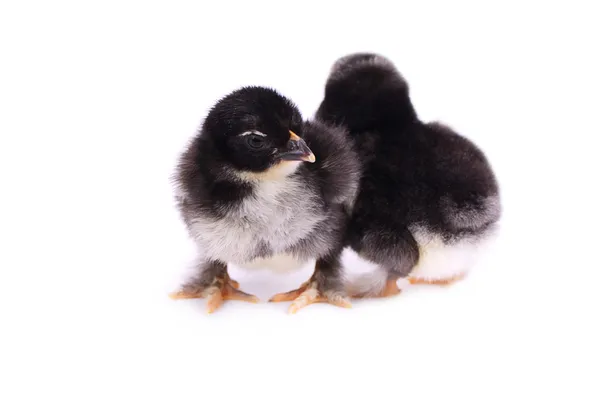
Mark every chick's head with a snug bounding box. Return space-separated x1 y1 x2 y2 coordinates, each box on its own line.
202 86 315 177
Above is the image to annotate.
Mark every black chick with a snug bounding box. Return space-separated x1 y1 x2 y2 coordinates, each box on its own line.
171 86 360 313
315 53 501 297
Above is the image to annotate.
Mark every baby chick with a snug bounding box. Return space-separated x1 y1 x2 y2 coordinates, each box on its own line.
315 53 501 297
171 86 360 313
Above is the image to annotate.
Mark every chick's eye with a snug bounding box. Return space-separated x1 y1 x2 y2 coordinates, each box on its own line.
247 135 266 149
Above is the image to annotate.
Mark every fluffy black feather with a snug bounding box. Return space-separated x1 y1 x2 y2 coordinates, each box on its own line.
316 53 501 295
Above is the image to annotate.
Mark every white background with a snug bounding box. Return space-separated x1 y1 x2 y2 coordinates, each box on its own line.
1 1 599 396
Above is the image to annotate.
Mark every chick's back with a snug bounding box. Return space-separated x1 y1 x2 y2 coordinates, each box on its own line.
316 53 501 285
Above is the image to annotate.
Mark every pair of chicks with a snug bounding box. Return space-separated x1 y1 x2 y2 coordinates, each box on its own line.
171 53 501 314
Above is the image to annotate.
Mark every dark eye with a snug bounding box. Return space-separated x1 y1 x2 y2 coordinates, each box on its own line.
247 135 266 149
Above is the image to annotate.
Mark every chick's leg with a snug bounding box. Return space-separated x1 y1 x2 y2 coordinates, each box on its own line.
350 279 402 299
169 260 258 313
269 253 351 314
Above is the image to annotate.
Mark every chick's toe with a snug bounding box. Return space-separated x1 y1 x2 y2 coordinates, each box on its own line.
408 273 466 286
270 279 351 314
169 273 258 314
268 280 310 302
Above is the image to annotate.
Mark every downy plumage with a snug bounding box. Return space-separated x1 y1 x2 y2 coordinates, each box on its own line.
315 53 501 297
171 86 361 313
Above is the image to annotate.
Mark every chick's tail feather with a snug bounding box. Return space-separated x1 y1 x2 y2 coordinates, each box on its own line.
344 267 389 297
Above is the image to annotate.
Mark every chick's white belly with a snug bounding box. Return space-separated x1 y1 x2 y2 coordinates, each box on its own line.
190 210 324 269
189 174 328 270
408 226 498 280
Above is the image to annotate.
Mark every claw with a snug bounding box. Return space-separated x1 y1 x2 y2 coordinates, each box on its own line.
328 294 353 309
170 276 259 313
288 288 351 314
206 287 224 314
268 281 310 302
270 281 351 314
222 282 260 303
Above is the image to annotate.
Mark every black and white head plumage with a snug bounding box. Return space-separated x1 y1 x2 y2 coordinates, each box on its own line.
316 53 501 296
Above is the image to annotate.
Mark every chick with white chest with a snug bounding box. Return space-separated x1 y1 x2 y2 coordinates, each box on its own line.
171 86 361 313
189 164 325 270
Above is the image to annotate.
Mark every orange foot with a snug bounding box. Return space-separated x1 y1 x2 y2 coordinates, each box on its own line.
169 274 259 313
408 273 466 286
269 280 352 314
351 279 402 299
